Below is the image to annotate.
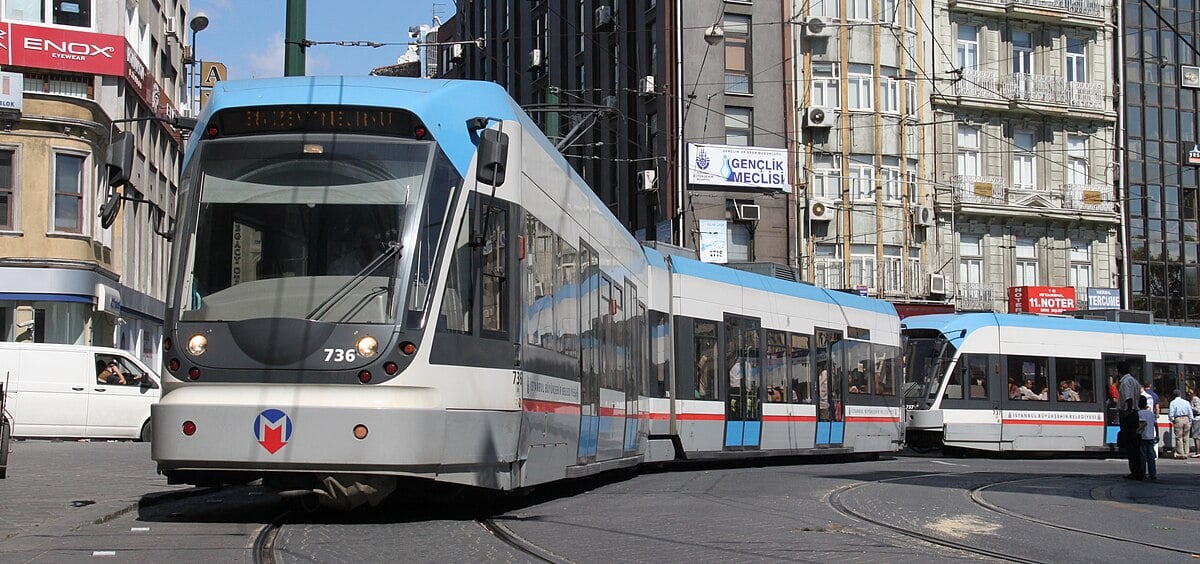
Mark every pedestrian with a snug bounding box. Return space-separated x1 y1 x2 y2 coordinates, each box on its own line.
1116 361 1144 480
1137 395 1158 480
1168 389 1194 459
1190 389 1200 457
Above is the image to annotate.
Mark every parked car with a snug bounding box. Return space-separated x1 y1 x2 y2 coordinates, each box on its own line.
0 342 159 442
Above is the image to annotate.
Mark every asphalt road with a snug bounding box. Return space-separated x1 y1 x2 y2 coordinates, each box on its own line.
2 440 1198 563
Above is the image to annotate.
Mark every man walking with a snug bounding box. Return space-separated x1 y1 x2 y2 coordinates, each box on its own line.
1117 362 1144 480
1168 389 1194 459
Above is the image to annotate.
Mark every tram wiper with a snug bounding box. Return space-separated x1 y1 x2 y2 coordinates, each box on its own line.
307 241 402 321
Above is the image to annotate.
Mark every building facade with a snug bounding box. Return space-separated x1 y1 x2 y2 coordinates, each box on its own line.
0 0 192 368
1123 4 1200 323
931 0 1120 314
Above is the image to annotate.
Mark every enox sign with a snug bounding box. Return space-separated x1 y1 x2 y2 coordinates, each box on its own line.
1187 144 1200 167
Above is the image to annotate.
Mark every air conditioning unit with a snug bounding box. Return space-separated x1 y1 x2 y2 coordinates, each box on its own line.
637 170 658 192
928 273 946 295
639 75 656 96
164 16 178 37
181 45 195 64
805 106 833 128
809 199 833 221
450 43 465 61
529 48 544 69
595 5 614 29
736 204 761 221
805 16 834 37
912 204 935 227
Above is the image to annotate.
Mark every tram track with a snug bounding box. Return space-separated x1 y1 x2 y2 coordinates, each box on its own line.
478 517 574 564
251 511 290 564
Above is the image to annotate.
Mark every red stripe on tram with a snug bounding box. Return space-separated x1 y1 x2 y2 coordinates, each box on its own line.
1001 419 1103 426
521 399 582 415
845 416 901 423
762 415 818 423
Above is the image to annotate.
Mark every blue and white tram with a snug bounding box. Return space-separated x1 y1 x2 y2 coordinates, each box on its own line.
643 250 904 458
903 313 1200 453
152 77 902 507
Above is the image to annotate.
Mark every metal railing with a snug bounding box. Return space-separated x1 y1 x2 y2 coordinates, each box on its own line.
951 174 1008 205
957 0 1104 18
956 282 995 311
1061 184 1113 212
1002 73 1104 110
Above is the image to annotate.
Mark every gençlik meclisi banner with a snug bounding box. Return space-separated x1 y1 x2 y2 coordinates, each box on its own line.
688 143 790 192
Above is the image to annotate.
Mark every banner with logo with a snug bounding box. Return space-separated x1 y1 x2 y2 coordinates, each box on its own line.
688 143 790 192
0 22 124 76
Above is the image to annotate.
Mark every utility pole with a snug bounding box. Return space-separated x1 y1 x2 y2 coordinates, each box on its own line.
284 0 306 76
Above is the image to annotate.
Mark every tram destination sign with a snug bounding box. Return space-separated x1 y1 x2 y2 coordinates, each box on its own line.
215 106 419 137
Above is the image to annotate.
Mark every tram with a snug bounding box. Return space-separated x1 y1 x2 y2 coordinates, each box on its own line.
151 77 902 508
903 312 1200 452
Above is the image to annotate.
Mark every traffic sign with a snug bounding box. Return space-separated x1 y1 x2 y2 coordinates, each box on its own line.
200 61 227 87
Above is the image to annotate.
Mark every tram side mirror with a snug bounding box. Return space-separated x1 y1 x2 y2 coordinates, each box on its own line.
106 131 135 188
475 129 508 186
99 189 122 229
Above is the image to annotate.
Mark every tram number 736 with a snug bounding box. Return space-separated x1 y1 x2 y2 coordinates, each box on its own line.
323 348 357 362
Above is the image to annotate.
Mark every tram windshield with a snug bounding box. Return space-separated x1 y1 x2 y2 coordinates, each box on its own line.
903 330 956 405
175 134 459 324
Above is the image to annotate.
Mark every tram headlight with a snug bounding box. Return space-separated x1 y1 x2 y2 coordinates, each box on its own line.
356 335 379 358
186 334 208 356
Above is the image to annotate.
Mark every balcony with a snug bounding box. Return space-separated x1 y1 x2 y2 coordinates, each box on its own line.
950 0 1105 26
956 282 995 311
1061 184 1113 212
950 70 1106 112
1002 74 1104 110
951 175 1008 206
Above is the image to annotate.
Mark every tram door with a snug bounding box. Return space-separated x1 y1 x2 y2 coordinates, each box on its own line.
1102 354 1145 444
723 315 762 449
576 245 600 464
815 329 845 446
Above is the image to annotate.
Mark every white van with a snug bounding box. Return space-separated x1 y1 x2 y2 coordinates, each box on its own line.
0 342 160 442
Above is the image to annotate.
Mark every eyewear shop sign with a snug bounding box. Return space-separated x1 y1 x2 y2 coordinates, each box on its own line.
689 143 790 192
0 22 124 76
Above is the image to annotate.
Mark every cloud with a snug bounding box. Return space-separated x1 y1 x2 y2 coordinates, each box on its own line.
246 32 285 79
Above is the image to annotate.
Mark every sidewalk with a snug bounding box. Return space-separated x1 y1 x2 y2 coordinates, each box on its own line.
0 440 184 545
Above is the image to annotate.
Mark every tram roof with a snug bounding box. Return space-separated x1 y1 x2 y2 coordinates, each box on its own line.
667 254 898 318
901 312 1200 340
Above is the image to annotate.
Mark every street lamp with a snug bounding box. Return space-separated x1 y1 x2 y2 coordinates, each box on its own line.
187 13 209 115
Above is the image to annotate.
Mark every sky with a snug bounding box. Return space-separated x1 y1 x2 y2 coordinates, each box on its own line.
189 0 454 79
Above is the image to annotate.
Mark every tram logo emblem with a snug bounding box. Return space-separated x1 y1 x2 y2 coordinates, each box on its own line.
253 409 293 454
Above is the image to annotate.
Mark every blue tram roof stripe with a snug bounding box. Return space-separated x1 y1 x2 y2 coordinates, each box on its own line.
902 312 1200 340
667 255 897 317
190 77 523 173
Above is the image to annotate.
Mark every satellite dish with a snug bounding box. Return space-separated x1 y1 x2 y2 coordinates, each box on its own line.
99 191 122 229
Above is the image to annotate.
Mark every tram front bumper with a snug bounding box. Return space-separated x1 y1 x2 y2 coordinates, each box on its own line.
907 409 944 431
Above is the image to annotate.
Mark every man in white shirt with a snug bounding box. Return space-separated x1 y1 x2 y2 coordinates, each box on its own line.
1168 389 1194 459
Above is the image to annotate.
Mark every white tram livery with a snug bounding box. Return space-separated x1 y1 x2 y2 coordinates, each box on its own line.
903 313 1200 453
152 77 902 508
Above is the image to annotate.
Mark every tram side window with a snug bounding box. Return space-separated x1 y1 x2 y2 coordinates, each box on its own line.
1151 364 1178 414
943 358 963 399
846 340 872 394
1054 358 1095 402
1008 356 1049 401
789 333 812 403
874 344 898 396
694 320 719 400
523 213 555 349
1185 365 1200 404
765 330 788 402
649 311 670 398
556 239 579 358
439 202 474 333
965 354 988 399
480 206 508 334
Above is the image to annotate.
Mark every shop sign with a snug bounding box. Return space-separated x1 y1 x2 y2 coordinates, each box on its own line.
698 219 728 264
0 71 22 113
1086 287 1121 310
1008 286 1076 314
0 22 124 76
688 143 790 192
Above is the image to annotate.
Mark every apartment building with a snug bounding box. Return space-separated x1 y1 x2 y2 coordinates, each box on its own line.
0 0 192 368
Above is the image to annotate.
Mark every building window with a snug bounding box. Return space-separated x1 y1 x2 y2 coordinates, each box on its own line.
811 155 840 200
1070 245 1091 287
957 25 979 69
908 247 922 292
884 246 903 293
811 0 839 17
881 164 901 201
53 152 85 234
905 0 916 30
850 159 873 200
959 234 983 285
849 244 877 290
957 124 981 176
881 75 900 113
815 244 843 288
0 149 13 230
848 0 870 21
724 14 752 94
5 0 92 27
1012 31 1034 74
577 0 585 53
1015 236 1038 286
1067 134 1089 184
811 62 840 108
848 64 873 110
905 78 916 116
725 106 752 146
727 222 752 261
1066 38 1086 82
882 0 896 24
906 169 919 203
1012 130 1036 191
